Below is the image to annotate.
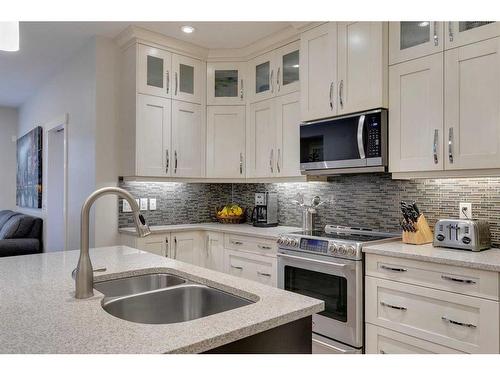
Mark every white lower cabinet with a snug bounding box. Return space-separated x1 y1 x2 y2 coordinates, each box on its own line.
121 233 169 257
170 231 205 266
224 249 277 287
203 231 224 272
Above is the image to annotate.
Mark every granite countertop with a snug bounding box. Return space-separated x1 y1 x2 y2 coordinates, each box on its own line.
119 223 302 240
0 246 323 354
363 241 500 272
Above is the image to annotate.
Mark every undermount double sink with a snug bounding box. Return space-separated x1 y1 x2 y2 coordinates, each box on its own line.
94 273 253 324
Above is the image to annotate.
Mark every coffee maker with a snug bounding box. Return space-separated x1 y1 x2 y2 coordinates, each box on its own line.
251 192 278 227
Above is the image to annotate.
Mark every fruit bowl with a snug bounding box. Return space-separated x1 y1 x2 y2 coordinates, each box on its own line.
215 205 246 224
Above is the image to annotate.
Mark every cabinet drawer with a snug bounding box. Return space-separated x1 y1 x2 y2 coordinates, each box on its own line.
366 276 499 353
366 324 465 354
366 254 499 301
224 249 277 287
224 234 277 255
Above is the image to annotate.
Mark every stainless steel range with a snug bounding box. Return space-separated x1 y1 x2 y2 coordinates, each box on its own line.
277 225 400 354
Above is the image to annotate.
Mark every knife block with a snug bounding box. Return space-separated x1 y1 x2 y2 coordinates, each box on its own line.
402 214 434 245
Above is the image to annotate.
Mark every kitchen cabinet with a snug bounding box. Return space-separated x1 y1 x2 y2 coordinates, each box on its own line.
389 22 444 65
444 37 500 170
275 42 300 97
300 22 337 121
337 22 388 114
224 249 277 287
120 233 169 257
275 91 301 177
136 94 172 176
249 50 275 103
137 44 172 98
203 232 224 272
389 54 444 172
207 62 246 105
171 231 204 266
446 21 500 49
206 105 246 178
171 100 205 177
171 53 204 104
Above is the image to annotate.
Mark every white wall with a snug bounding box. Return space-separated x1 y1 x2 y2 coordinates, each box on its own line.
0 107 18 210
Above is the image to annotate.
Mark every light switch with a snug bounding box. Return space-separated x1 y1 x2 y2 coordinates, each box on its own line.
140 198 148 211
122 200 132 213
149 198 157 210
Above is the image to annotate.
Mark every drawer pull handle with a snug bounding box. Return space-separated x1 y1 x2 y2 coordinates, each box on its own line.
379 350 386 354
258 245 272 250
441 275 476 284
380 301 407 311
441 316 476 329
231 241 243 245
257 271 271 277
380 265 407 273
231 265 243 270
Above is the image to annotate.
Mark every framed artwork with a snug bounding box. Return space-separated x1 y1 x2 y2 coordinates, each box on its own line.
16 126 43 208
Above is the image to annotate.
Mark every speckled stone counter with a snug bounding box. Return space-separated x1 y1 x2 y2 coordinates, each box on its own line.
363 241 500 272
119 223 302 240
0 246 323 353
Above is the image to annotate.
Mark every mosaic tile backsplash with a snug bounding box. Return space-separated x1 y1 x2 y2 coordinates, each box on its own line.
119 174 500 247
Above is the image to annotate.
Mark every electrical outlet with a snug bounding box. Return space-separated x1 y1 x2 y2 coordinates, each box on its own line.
149 198 157 210
122 200 132 213
460 202 472 219
140 198 148 211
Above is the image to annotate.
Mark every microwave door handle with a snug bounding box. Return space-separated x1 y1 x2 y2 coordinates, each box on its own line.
357 114 366 159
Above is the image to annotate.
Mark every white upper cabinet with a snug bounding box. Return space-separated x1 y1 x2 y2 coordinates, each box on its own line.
249 50 276 103
136 94 172 176
445 37 500 170
206 105 246 178
389 22 444 65
389 54 444 172
171 100 204 177
275 41 300 96
172 54 204 104
137 44 172 98
446 22 500 49
337 22 388 114
207 62 246 105
300 22 337 121
275 91 301 177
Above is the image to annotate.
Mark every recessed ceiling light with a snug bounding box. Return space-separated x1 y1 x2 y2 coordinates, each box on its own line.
292 64 300 68
0 21 20 52
181 25 195 34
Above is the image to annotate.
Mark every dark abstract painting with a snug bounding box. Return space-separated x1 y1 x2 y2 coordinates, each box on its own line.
16 127 43 208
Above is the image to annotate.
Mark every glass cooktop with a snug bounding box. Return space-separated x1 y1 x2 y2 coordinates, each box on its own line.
290 230 397 243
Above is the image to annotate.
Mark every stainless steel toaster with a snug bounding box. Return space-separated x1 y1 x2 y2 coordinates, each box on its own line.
433 219 491 251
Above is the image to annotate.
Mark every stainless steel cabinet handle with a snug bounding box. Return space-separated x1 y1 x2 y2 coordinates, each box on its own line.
270 69 274 93
277 148 281 173
231 241 243 245
339 80 344 109
380 301 407 311
433 129 439 164
448 22 454 42
258 245 272 250
166 70 170 93
174 150 178 173
175 72 178 95
257 271 272 277
441 275 476 284
379 350 386 354
448 127 454 164
270 149 274 173
239 152 244 175
433 21 439 46
329 82 334 110
165 149 169 174
277 67 281 92
173 236 177 259
240 79 244 100
231 265 243 270
165 237 169 257
442 316 476 329
380 265 407 273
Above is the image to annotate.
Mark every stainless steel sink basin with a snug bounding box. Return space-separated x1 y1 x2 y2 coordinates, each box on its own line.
101 284 253 324
94 273 186 298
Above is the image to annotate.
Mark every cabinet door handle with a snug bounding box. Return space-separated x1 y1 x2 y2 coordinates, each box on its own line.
165 149 169 174
258 245 272 250
277 67 281 92
165 237 169 257
173 236 177 259
380 301 407 311
380 265 407 273
433 129 439 164
257 271 272 277
441 275 476 284
231 265 243 270
175 72 178 95
166 70 170 93
442 316 476 329
339 80 344 109
329 82 334 110
448 127 454 164
433 21 439 46
448 22 454 42
240 79 244 100
277 148 281 173
270 149 274 173
270 69 274 93
231 241 243 245
174 150 178 173
239 152 244 175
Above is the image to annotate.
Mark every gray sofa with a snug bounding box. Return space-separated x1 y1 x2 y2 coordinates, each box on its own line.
0 210 43 257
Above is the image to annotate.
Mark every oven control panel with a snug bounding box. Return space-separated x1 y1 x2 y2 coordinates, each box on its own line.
277 235 363 260
300 238 329 254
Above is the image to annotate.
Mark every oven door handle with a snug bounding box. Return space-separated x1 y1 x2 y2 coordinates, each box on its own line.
357 114 366 160
277 253 349 268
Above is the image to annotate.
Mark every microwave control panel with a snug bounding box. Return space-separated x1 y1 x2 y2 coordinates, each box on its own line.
366 114 381 158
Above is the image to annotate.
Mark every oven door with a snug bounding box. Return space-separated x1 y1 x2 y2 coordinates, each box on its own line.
277 250 363 348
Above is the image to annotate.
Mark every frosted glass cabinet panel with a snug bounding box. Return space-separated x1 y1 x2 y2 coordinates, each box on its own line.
137 44 172 98
256 62 271 93
389 22 444 65
276 41 300 96
446 21 500 49
172 54 204 104
249 51 275 103
207 62 246 105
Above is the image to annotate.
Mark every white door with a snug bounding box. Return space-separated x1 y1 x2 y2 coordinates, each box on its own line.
136 94 171 176
446 22 500 49
275 91 301 177
137 44 172 98
207 62 246 105
172 231 203 266
249 50 276 103
206 105 246 178
246 99 277 177
204 232 224 271
276 41 300 97
172 54 204 104
171 100 204 177
389 22 444 65
389 54 444 172
445 37 500 170
337 22 387 114
300 22 337 121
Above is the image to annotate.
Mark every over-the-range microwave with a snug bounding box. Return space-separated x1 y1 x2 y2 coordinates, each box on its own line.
300 108 388 175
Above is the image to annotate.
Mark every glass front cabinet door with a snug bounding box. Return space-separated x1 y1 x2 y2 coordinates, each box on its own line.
389 22 444 64
137 44 172 98
446 22 500 49
207 62 246 105
276 41 300 96
172 54 204 104
249 50 275 103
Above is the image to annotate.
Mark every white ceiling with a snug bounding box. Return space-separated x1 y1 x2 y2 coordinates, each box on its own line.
0 21 292 107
